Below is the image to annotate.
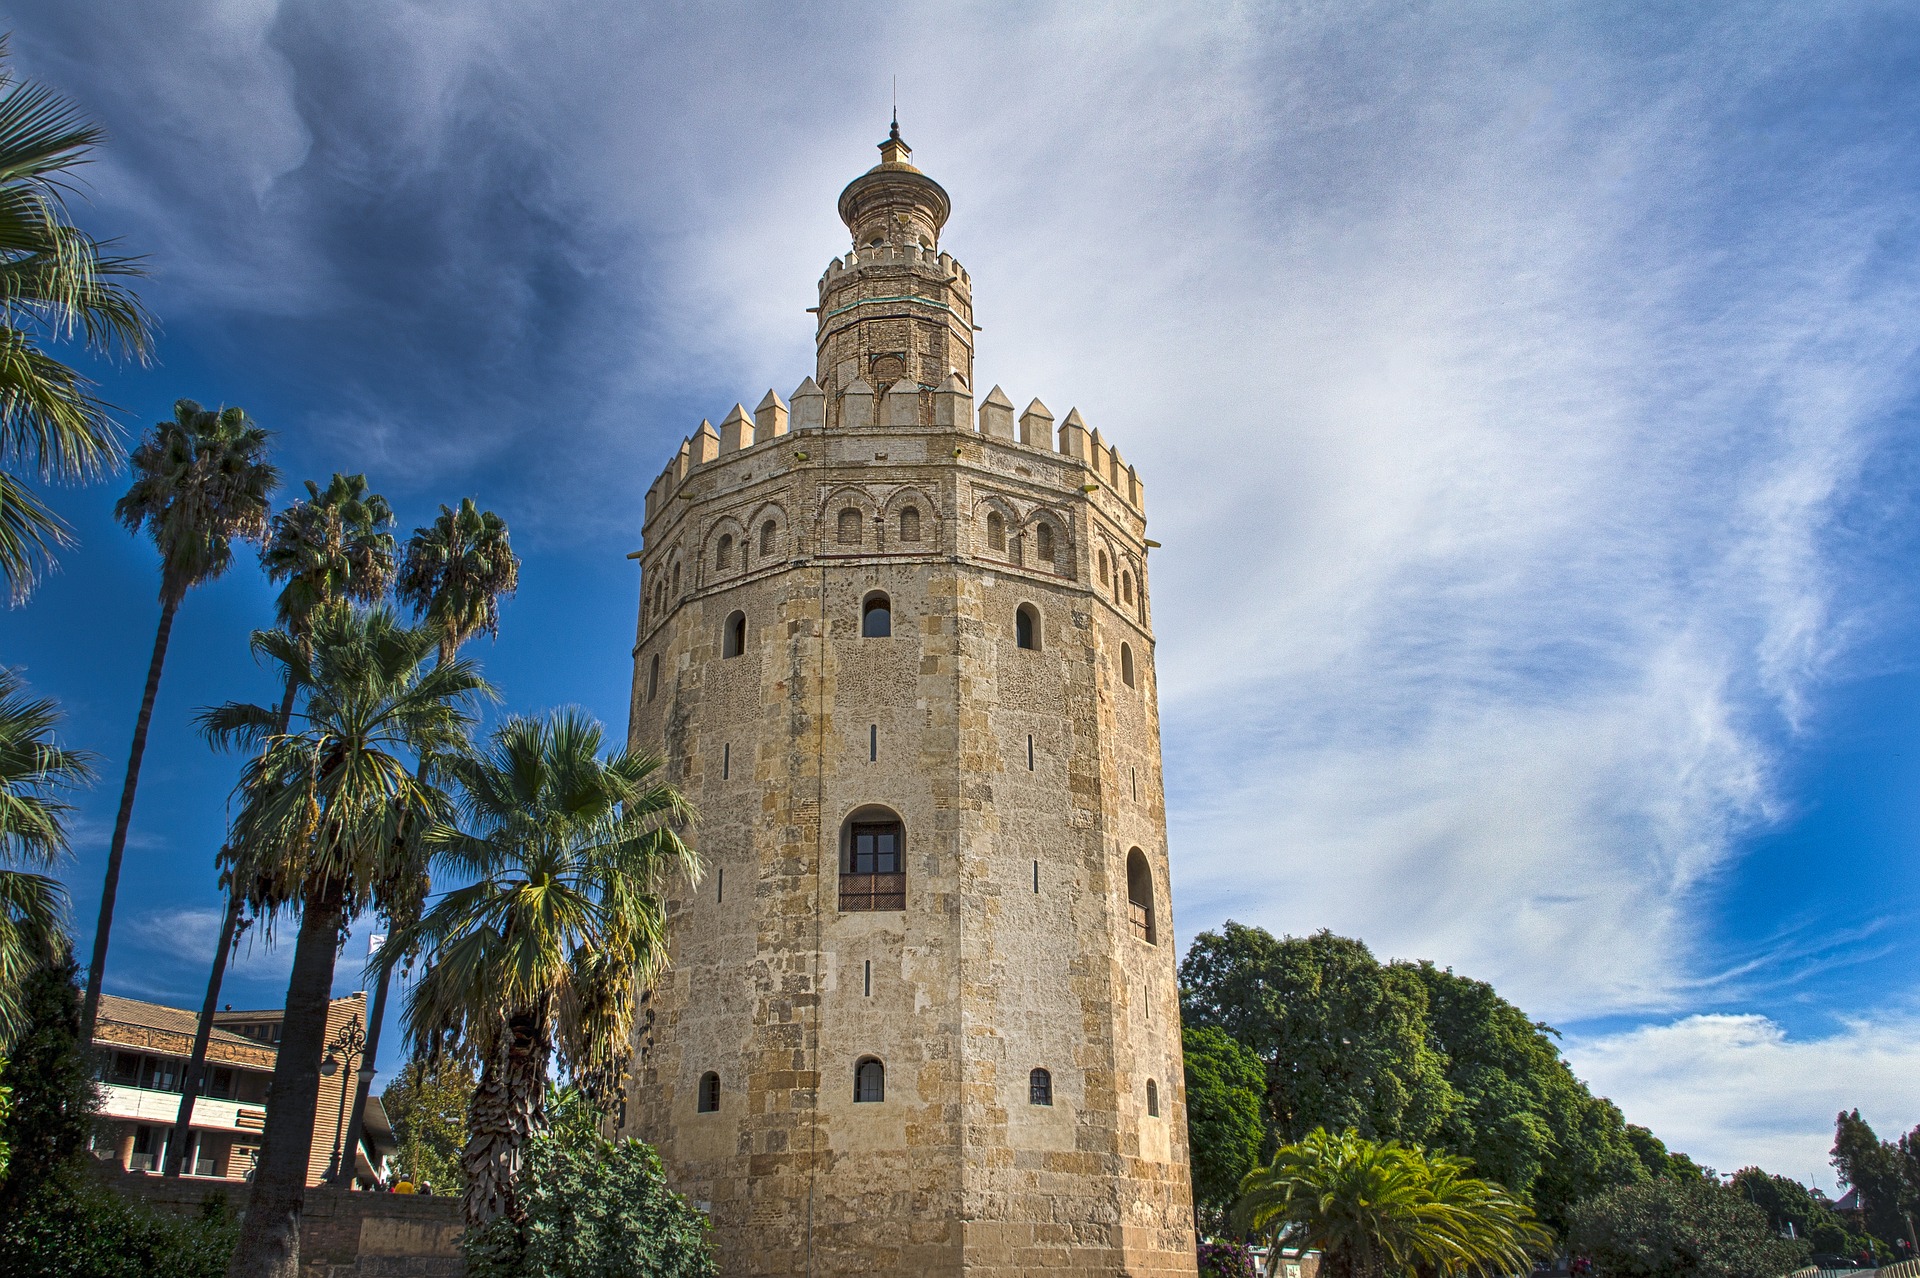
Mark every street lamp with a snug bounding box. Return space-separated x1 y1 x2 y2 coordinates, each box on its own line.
320 1018 369 1184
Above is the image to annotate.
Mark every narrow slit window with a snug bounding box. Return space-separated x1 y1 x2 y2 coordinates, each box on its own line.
723 743 730 780
1121 643 1136 688
1029 1068 1053 1106
1027 734 1034 771
869 724 877 762
864 959 872 997
1146 1079 1159 1117
717 867 724 903
987 510 1005 551
837 507 863 544
862 592 892 638
672 562 681 596
1131 766 1137 800
698 1072 720 1113
1098 551 1110 584
1033 860 1039 893
1121 571 1132 604
648 654 660 701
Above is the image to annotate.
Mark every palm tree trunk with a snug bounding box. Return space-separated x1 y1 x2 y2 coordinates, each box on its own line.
81 593 179 1040
461 1005 549 1229
170 672 297 1178
162 888 242 1177
226 879 346 1278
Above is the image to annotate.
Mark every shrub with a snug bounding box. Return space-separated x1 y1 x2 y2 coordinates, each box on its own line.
465 1117 715 1278
1567 1177 1809 1278
1197 1238 1258 1278
0 1169 237 1278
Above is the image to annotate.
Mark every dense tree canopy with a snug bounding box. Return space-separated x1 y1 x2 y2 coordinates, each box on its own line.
383 1055 475 1194
1830 1109 1920 1257
1183 1026 1266 1230
1729 1167 1864 1258
1180 923 1667 1234
1567 1177 1808 1278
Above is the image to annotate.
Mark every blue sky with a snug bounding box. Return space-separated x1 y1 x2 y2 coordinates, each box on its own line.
3 1 1917 1187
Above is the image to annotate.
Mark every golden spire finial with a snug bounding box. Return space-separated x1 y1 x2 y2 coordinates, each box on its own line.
878 104 910 166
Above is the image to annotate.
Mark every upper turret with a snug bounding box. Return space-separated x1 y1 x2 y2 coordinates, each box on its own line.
815 120 975 412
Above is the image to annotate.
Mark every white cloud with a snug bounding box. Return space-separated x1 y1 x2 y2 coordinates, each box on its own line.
1565 1010 1920 1193
124 905 291 984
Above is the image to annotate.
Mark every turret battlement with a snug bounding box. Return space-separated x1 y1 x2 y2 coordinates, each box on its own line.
820 245 972 289
640 380 1145 529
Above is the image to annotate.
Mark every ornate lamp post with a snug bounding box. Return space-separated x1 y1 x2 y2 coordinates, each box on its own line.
319 1017 369 1185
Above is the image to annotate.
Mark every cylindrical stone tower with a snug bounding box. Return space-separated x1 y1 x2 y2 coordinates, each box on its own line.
623 123 1194 1278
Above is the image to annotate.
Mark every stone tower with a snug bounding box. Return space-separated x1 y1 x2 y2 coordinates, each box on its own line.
623 122 1195 1278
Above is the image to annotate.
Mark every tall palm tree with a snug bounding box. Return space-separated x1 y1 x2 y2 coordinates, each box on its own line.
392 709 696 1227
331 496 518 1186
203 607 485 1278
1235 1128 1550 1278
0 41 154 600
80 401 276 1039
0 667 92 1048
162 471 394 1175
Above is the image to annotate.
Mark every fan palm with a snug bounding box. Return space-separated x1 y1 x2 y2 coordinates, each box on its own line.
80 400 276 1038
160 472 396 1174
0 41 154 600
0 667 92 1048
392 709 696 1228
330 496 518 1186
1235 1128 1550 1278
202 607 486 1278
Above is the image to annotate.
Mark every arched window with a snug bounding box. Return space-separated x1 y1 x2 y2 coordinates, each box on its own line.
862 592 892 638
840 806 905 911
1121 643 1135 688
1146 1079 1159 1117
837 507 863 545
986 510 1005 551
697 1072 720 1113
723 611 746 659
672 562 682 597
1034 522 1054 565
760 519 777 556
647 654 660 701
1127 848 1156 945
899 506 921 542
1098 551 1110 585
1015 604 1039 651
1029 1068 1053 1106
854 1057 885 1103
1120 571 1132 604
716 533 733 570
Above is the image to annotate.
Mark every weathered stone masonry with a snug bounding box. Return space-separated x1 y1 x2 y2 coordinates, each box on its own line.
621 123 1196 1278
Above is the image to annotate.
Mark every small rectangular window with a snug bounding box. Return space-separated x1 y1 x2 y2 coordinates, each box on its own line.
1027 734 1034 771
1033 860 1039 893
717 867 724 904
869 725 877 762
864 959 872 996
722 743 730 780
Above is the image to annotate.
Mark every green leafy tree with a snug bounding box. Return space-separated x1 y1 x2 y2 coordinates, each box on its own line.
1180 925 1456 1145
0 669 91 1047
464 1085 715 1278
1415 963 1648 1232
81 401 277 1039
0 958 95 1209
203 608 485 1278
1567 1176 1808 1278
1184 1025 1266 1234
1831 1109 1917 1255
1729 1167 1862 1257
0 41 154 600
1235 1127 1551 1278
394 709 697 1228
382 1055 474 1193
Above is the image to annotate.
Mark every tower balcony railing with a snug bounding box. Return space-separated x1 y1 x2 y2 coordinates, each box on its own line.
839 872 906 912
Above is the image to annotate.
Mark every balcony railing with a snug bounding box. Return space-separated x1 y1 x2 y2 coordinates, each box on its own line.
839 872 905 912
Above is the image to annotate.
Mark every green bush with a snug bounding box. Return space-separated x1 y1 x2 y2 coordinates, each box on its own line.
465 1116 715 1278
0 1169 238 1278
1567 1177 1809 1278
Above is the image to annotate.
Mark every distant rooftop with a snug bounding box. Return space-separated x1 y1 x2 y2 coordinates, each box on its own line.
96 993 267 1052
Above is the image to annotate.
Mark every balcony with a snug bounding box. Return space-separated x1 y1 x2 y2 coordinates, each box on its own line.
99 1084 266 1135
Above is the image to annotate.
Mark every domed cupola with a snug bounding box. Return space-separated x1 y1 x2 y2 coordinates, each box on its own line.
836 117 951 252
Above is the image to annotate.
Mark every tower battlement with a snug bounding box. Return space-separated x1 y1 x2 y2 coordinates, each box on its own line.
622 123 1193 1278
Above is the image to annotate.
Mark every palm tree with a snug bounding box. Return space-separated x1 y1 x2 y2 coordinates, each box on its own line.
161 471 394 1174
0 667 92 1048
330 496 518 1186
202 607 485 1278
392 709 696 1227
0 41 155 600
79 401 276 1039
1235 1128 1550 1278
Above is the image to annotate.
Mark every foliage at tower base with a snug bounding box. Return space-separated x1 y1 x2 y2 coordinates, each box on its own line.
0 962 236 1278
1829 1108 1920 1259
463 1090 715 1278
1567 1177 1809 1278
1183 1025 1266 1235
1180 923 1668 1235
